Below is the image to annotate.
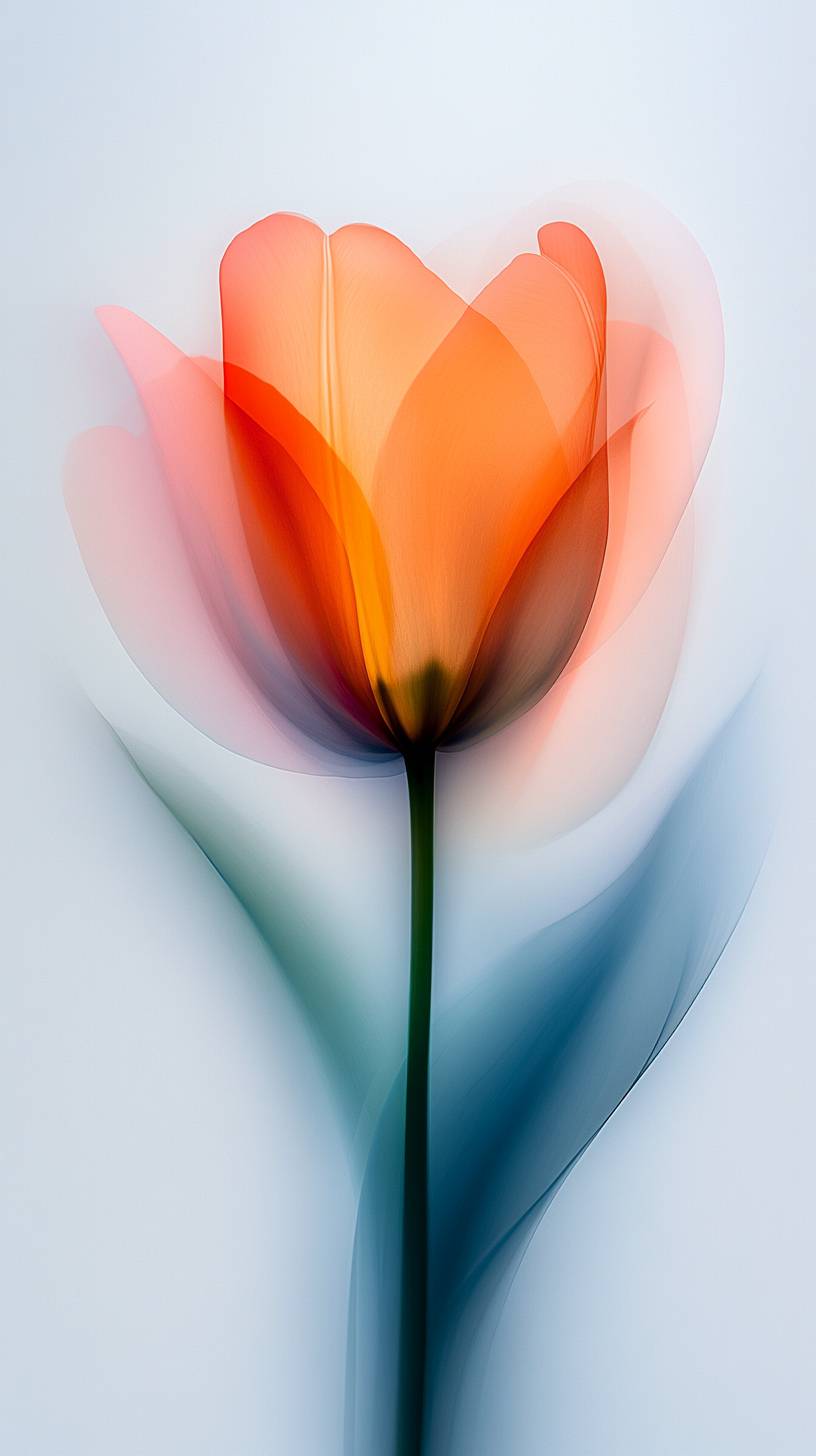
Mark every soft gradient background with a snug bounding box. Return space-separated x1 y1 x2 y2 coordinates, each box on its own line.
1 2 813 1452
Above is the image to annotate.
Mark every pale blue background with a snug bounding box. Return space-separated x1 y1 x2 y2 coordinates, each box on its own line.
1 2 813 1451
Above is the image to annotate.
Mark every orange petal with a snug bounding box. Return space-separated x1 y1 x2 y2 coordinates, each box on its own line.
537 222 607 352
96 307 390 751
223 390 390 741
220 214 465 497
222 362 394 700
472 223 606 486
369 300 583 730
445 426 639 744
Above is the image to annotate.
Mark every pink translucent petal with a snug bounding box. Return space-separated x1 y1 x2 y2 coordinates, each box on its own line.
65 425 314 769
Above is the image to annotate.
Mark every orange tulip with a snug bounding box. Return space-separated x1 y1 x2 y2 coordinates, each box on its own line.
72 214 647 761
220 212 616 749
67 210 708 775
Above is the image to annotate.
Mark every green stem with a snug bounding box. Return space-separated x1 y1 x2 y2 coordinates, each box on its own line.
396 747 436 1456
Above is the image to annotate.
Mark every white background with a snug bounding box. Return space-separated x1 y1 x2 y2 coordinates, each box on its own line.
2 2 814 1451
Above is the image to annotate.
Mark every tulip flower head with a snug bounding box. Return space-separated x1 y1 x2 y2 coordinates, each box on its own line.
68 211 701 770
219 212 613 754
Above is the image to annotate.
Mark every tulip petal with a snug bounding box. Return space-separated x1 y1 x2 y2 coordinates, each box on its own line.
536 221 607 353
444 425 638 746
370 302 581 735
427 192 723 675
221 362 396 705
471 223 606 488
220 213 466 497
65 424 314 767
224 402 391 747
576 321 697 662
518 510 694 836
87 308 395 758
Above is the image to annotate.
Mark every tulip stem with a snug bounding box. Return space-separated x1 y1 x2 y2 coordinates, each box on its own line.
397 747 436 1456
